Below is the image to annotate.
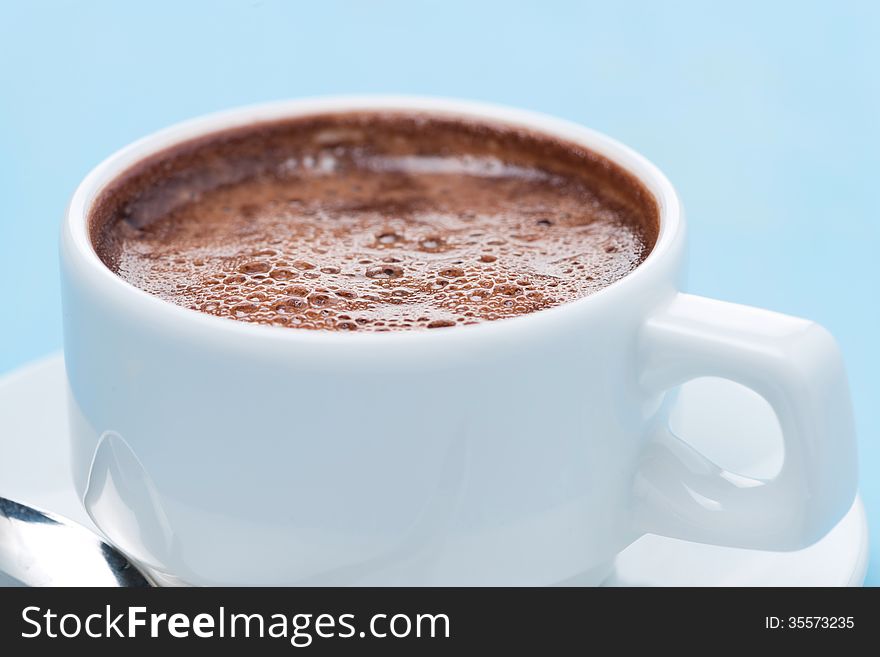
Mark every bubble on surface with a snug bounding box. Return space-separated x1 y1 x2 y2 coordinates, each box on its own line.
308 293 332 307
99 117 654 332
231 302 259 316
365 265 405 279
238 261 271 274
269 268 296 280
427 319 456 329
495 284 523 296
419 237 444 251
274 297 307 313
377 232 401 245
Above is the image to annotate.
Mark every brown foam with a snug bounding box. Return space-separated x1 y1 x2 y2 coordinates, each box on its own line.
91 112 659 331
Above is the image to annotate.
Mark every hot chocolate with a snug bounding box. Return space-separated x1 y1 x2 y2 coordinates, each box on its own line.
91 112 659 331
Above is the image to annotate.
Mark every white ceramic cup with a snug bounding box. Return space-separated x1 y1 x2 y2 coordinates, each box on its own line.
61 97 858 586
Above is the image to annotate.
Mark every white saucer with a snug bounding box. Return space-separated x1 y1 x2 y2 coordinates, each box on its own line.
0 354 868 586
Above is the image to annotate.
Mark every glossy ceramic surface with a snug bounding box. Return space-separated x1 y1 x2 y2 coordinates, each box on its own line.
60 98 858 585
0 355 865 586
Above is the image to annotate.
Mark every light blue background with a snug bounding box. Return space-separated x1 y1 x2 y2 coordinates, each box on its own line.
1 1 877 584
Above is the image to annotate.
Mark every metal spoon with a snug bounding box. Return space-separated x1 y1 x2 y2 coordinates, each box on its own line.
0 495 153 587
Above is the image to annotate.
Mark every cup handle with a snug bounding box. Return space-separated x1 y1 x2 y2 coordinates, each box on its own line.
634 293 858 550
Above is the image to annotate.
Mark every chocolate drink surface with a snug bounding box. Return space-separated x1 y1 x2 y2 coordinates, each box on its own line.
91 112 659 331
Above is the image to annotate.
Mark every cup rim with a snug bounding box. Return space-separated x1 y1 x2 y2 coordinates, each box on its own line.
63 95 683 345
